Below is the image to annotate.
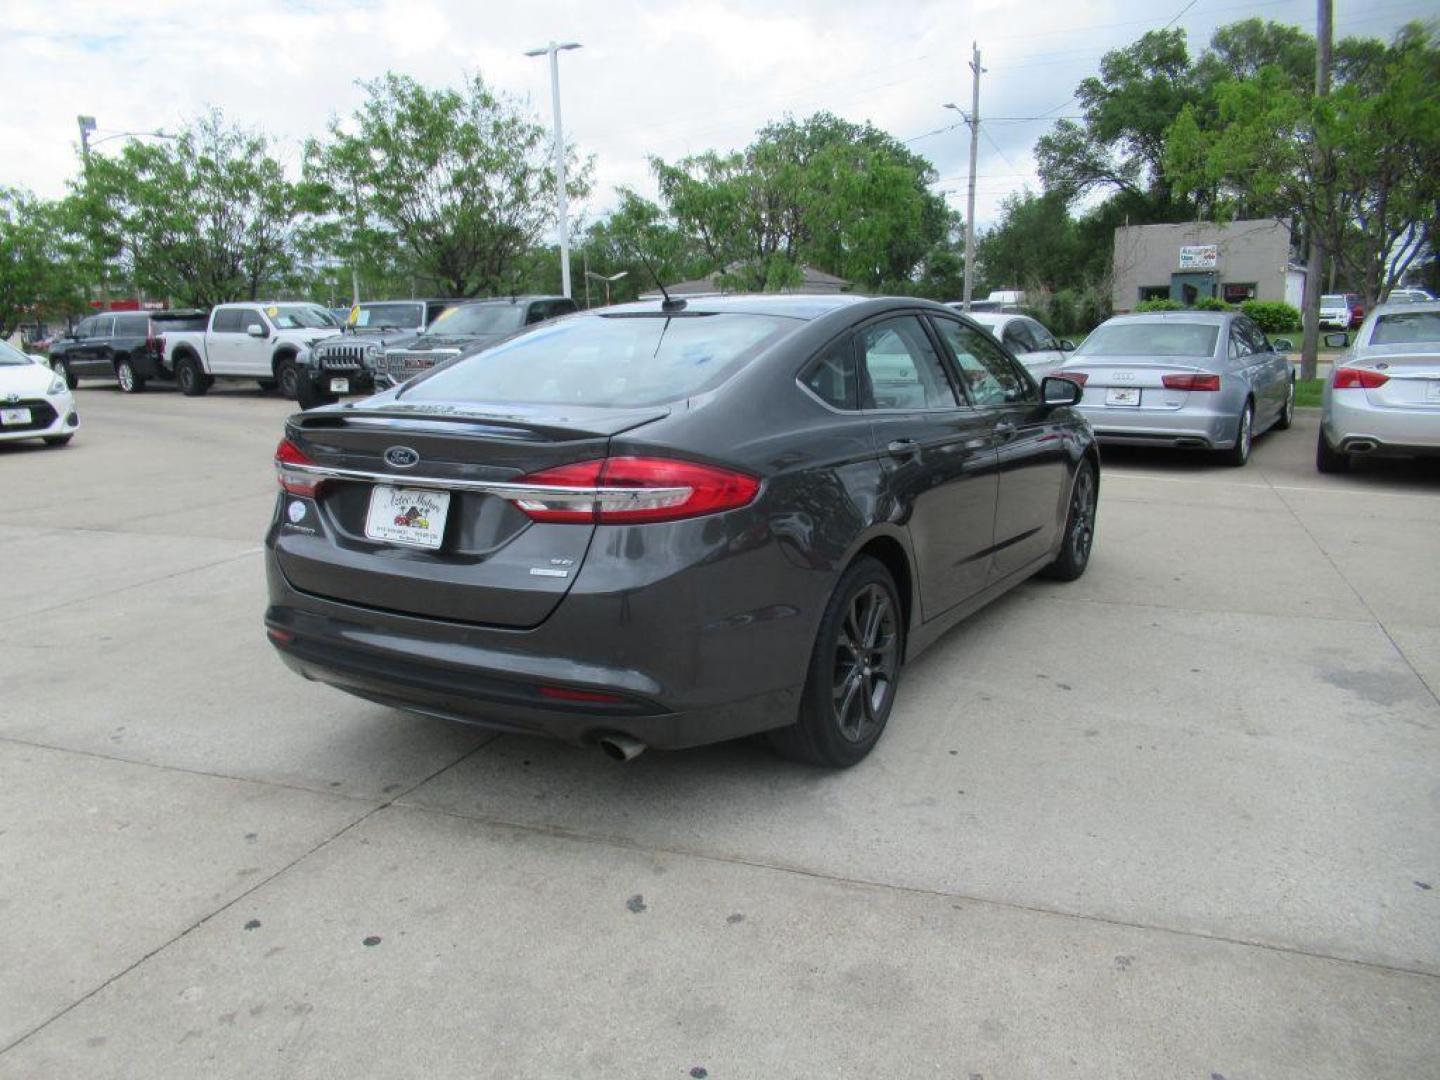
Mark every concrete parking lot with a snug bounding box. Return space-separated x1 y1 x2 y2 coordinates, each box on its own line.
2 385 1437 1079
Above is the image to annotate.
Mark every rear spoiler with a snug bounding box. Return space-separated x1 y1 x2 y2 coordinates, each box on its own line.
290 403 671 442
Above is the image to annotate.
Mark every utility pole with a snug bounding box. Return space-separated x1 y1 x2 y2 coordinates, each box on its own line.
77 116 106 308
1300 0 1332 381
526 41 582 300
944 45 984 312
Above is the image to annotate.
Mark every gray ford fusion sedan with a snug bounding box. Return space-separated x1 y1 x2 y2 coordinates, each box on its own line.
1056 311 1294 466
264 295 1100 767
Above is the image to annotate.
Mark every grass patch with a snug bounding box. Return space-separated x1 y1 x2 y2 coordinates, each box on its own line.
1294 378 1325 408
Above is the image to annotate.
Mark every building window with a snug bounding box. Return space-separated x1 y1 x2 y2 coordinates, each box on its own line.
1223 282 1257 304
1139 285 1170 302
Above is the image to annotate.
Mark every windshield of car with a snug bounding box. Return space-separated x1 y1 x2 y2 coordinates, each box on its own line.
1370 311 1440 345
1075 322 1219 358
424 303 528 337
402 313 796 408
0 339 32 366
353 303 424 329
268 305 333 330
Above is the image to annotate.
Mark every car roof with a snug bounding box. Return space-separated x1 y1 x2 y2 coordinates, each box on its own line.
1107 311 1232 326
596 293 890 320
1369 300 1440 317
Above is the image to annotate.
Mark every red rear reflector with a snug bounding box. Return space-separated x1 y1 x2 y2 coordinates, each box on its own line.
275 438 319 496
539 685 627 704
1332 367 1388 389
267 627 294 644
514 457 760 524
1161 373 1221 391
1052 371 1088 385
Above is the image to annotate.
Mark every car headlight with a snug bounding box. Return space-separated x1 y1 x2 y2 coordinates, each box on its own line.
48 375 67 395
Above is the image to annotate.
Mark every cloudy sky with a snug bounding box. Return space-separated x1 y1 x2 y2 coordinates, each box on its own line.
5 0 1430 229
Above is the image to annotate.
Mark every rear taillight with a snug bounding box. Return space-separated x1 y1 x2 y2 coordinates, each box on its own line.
1161 373 1221 391
275 438 319 496
1332 367 1388 389
1052 371 1088 385
513 457 760 525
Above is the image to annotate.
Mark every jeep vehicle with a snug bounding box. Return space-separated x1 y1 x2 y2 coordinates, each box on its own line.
162 302 342 397
295 299 455 409
374 296 578 390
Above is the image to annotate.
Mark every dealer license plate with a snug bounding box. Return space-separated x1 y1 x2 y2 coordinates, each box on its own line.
364 486 450 549
1105 387 1141 407
329 378 350 393
1 408 33 426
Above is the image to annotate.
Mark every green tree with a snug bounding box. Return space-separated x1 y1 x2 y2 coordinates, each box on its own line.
75 111 306 307
0 189 85 338
307 72 590 299
976 190 1081 294
650 112 956 293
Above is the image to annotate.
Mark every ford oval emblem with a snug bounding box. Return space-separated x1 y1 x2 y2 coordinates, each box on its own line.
384 446 419 469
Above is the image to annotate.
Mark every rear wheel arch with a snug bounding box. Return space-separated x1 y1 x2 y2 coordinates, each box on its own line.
849 534 915 653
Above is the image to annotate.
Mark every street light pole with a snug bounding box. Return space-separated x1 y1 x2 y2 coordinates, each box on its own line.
944 44 984 312
525 41 582 300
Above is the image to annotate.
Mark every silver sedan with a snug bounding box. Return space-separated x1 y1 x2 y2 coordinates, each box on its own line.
964 312 1075 379
1055 312 1294 466
1317 301 1440 473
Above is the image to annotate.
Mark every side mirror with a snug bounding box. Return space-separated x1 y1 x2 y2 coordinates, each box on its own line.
1059 339 1076 352
1042 375 1083 407
1322 332 1348 349
1272 337 1295 352
246 323 266 338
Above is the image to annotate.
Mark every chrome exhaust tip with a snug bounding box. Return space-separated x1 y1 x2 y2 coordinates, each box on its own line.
596 734 647 762
1347 439 1377 453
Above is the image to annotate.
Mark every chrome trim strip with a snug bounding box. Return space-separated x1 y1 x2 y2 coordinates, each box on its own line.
279 461 690 504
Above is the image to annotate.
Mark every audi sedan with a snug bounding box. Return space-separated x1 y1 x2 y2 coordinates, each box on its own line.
1054 311 1293 466
264 296 1099 767
1317 302 1440 472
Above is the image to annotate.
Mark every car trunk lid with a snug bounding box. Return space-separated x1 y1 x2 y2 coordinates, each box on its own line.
1350 351 1440 409
274 402 668 627
1063 357 1212 411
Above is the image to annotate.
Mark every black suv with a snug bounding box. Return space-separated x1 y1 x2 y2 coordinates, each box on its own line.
296 299 454 408
48 310 208 393
374 296 578 391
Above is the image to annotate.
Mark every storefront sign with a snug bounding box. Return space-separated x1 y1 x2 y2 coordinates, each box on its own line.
1179 245 1219 270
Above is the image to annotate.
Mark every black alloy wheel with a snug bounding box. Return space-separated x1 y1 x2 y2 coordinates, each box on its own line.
1042 460 1097 581
277 359 300 400
769 557 902 767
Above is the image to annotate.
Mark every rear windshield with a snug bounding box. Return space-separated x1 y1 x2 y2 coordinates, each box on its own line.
1077 322 1219 358
353 303 424 329
402 313 796 408
426 303 528 337
1371 311 1440 345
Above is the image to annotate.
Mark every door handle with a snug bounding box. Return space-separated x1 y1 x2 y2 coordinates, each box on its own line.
886 438 920 460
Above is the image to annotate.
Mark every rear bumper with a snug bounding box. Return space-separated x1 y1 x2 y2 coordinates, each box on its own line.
1323 394 1440 454
263 523 822 749
1076 401 1239 450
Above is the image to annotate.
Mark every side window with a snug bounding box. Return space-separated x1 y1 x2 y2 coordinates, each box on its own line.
1026 319 1060 351
117 314 149 336
74 318 96 338
212 309 242 333
235 308 265 334
801 334 859 410
931 318 1034 406
858 316 957 410
1240 318 1269 354
1228 326 1247 359
93 316 115 338
1002 323 1033 354
525 304 547 325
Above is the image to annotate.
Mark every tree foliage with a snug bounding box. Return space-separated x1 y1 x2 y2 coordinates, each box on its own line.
307 73 590 298
0 189 85 337
75 111 306 308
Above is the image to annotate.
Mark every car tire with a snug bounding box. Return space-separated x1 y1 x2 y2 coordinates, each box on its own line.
52 359 77 390
768 556 903 768
1219 400 1254 467
295 377 338 411
276 358 301 400
44 434 73 447
1273 379 1295 431
257 378 278 392
116 359 146 394
1040 459 1098 582
176 355 209 397
1315 430 1351 474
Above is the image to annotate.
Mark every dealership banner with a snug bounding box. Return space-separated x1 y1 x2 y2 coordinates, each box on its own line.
1178 245 1219 270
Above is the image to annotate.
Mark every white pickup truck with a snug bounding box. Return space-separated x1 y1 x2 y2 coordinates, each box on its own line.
163 302 342 398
